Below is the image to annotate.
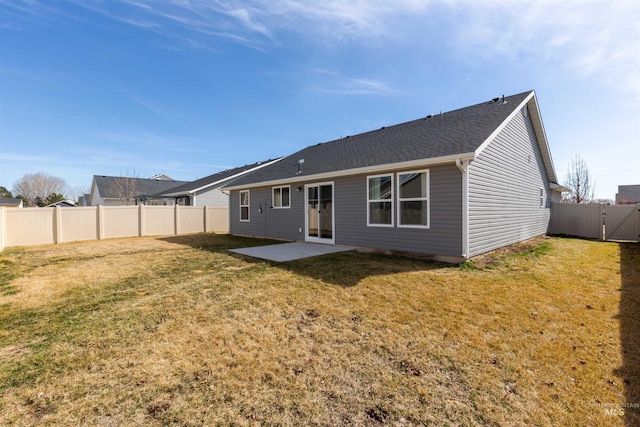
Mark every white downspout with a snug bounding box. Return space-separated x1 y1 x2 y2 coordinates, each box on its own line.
456 158 469 259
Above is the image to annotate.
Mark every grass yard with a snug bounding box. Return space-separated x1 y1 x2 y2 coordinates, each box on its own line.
0 234 638 426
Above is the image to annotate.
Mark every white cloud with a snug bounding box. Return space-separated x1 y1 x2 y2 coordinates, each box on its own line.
447 1 640 101
315 77 394 95
307 67 395 96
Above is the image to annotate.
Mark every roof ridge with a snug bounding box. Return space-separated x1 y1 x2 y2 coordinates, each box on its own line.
313 90 534 146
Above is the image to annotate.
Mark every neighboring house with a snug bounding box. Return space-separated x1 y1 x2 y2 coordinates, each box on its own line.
225 90 566 262
150 159 284 206
0 198 23 208
77 194 91 206
615 185 640 204
44 199 77 207
88 175 188 206
149 173 175 181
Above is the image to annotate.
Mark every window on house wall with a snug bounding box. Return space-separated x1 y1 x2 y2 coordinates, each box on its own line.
272 186 290 208
397 170 429 228
240 190 250 221
540 188 545 208
367 174 393 226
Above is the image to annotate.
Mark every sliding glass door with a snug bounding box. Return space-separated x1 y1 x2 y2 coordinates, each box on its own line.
305 183 334 243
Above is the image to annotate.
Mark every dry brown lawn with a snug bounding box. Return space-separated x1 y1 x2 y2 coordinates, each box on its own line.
0 234 637 426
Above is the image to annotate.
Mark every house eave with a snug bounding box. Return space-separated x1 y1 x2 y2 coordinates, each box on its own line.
550 183 571 192
162 157 286 196
225 153 475 191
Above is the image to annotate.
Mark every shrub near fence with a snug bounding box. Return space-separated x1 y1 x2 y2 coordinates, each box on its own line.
0 205 229 251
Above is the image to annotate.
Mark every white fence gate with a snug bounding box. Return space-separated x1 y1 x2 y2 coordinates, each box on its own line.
606 205 640 241
550 202 640 241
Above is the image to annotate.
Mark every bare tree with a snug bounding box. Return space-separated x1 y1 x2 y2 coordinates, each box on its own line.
563 155 595 204
13 172 67 207
109 171 141 205
67 185 91 204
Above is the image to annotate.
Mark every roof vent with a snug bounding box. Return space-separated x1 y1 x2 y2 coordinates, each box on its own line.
491 95 507 104
379 126 386 131
426 114 433 119
296 159 305 175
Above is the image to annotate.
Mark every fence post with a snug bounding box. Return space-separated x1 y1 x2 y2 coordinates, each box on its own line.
97 205 104 240
0 207 5 251
174 204 180 235
600 204 605 241
203 206 208 232
54 206 62 244
139 204 145 237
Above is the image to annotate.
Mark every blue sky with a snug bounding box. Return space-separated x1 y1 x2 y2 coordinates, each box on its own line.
1 0 638 201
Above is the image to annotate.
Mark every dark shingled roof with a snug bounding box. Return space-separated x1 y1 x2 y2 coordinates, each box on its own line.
94 176 188 198
157 159 281 196
0 198 22 207
228 91 533 187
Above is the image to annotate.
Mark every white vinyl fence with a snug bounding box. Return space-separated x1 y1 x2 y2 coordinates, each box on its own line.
0 205 229 251
550 202 640 241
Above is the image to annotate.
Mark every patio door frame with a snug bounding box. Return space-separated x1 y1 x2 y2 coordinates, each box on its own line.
304 181 335 244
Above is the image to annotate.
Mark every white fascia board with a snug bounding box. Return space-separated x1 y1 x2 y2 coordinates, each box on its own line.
165 157 286 196
225 153 475 191
527 94 558 183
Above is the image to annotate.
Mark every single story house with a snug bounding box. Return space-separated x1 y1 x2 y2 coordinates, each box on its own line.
88 175 188 206
151 159 283 206
225 90 566 262
0 198 23 208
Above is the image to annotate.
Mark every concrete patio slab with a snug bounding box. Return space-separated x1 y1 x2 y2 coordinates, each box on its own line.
230 242 354 262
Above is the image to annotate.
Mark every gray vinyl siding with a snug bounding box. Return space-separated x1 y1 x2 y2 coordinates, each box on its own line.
230 186 306 241
468 107 551 257
194 188 228 207
336 165 462 256
230 164 462 257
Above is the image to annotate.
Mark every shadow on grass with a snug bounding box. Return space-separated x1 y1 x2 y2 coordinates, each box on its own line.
618 242 640 426
158 234 451 287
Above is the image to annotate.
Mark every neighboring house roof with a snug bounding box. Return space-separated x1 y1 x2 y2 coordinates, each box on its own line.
158 158 284 197
92 175 189 200
616 185 640 204
150 173 175 181
45 200 77 207
0 198 23 207
226 91 559 189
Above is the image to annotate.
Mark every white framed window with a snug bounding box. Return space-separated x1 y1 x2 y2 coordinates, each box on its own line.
397 170 429 228
272 186 290 208
367 174 394 226
540 188 545 208
240 190 250 222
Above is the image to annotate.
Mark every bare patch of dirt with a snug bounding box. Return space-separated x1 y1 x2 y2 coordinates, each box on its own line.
0 344 30 358
468 236 551 268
